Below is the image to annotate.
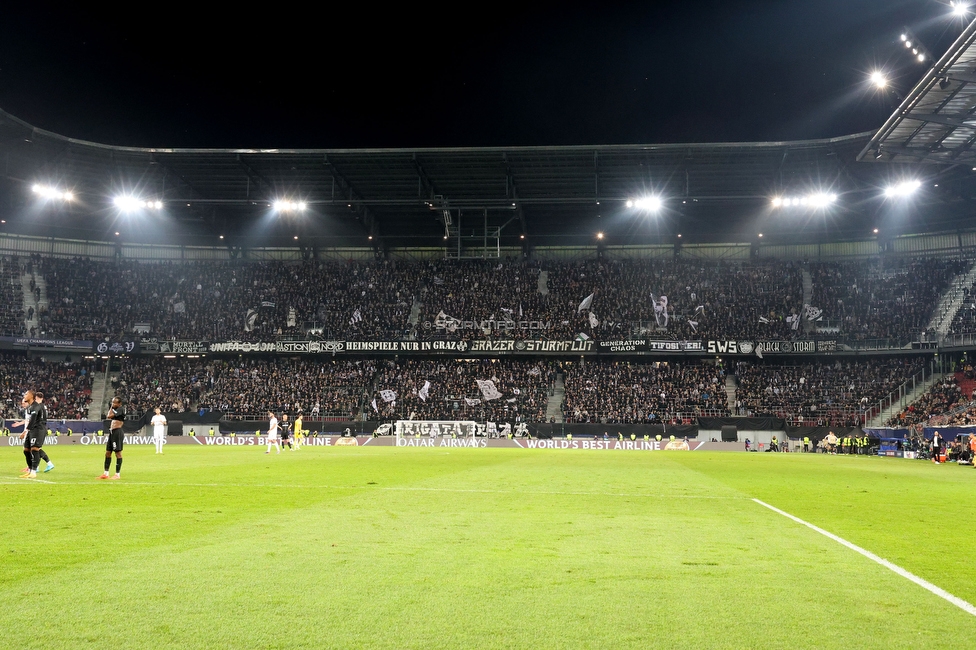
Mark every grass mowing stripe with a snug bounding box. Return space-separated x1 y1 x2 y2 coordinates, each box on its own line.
753 498 976 618
0 477 749 498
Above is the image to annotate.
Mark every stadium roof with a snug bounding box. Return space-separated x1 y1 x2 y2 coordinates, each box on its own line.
2 108 975 250
859 17 976 165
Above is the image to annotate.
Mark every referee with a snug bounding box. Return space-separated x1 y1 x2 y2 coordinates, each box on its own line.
99 397 126 480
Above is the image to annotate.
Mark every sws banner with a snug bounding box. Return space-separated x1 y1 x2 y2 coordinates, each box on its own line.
706 340 837 355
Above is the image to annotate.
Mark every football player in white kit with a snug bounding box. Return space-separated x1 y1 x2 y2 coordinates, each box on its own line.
266 411 281 454
150 407 167 454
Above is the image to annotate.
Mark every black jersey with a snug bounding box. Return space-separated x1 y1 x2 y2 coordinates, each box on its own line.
38 403 48 428
25 402 43 431
109 405 127 423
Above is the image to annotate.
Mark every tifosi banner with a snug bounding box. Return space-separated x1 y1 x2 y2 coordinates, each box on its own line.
597 339 703 353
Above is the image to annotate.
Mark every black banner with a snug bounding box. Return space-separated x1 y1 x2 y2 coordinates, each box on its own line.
94 340 140 355
597 339 704 353
132 337 850 358
706 340 837 355
158 340 209 354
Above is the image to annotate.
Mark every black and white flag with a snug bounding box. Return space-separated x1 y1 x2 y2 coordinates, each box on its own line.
651 294 669 328
350 308 362 326
371 398 378 413
418 381 430 402
173 301 186 314
528 366 541 377
435 311 461 332
588 312 600 328
803 305 823 321
786 314 800 330
464 397 481 406
687 320 699 333
476 379 502 401
244 309 258 332
759 316 770 324
380 390 397 403
577 293 594 312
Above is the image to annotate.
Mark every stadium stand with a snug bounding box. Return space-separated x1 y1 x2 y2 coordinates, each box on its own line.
37 258 415 342
0 256 25 336
734 359 925 426
371 359 555 423
887 375 965 427
809 258 966 343
27 255 965 344
0 352 94 420
561 360 730 424
114 357 376 420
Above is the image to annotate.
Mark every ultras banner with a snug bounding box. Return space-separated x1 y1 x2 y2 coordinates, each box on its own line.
133 338 846 357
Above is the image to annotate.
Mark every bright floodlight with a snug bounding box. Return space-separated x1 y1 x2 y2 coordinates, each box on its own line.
900 33 907 41
114 196 163 212
772 192 837 209
952 2 970 16
630 196 663 212
884 180 922 198
870 71 888 88
31 184 73 201
273 199 306 213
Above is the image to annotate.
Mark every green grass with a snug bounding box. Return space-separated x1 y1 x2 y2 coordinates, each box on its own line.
2 446 975 649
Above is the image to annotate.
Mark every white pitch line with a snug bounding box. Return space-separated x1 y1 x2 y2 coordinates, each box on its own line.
0 476 55 484
753 498 976 618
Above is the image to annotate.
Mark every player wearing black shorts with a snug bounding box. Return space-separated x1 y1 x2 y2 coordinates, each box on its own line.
99 397 126 480
15 391 44 479
280 413 294 450
34 391 54 472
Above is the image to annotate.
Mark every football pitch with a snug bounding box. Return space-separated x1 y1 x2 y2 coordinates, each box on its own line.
2 445 975 649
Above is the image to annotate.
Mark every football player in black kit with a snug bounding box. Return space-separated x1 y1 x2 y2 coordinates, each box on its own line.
14 391 44 479
33 391 55 472
99 397 126 480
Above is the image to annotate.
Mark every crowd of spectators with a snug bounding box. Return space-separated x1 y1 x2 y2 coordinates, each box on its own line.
734 358 925 426
0 257 25 336
17 255 974 346
113 357 375 419
887 376 965 427
113 357 211 417
37 258 415 342
0 352 94 420
198 358 375 419
809 258 965 343
371 359 555 423
418 258 805 342
562 360 729 424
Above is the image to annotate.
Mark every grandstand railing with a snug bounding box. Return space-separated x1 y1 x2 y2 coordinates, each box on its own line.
864 360 938 424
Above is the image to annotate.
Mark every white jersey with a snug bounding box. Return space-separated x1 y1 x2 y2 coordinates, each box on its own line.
268 417 279 440
151 414 167 438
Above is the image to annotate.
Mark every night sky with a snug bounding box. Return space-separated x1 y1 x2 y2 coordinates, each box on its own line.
0 1 969 149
